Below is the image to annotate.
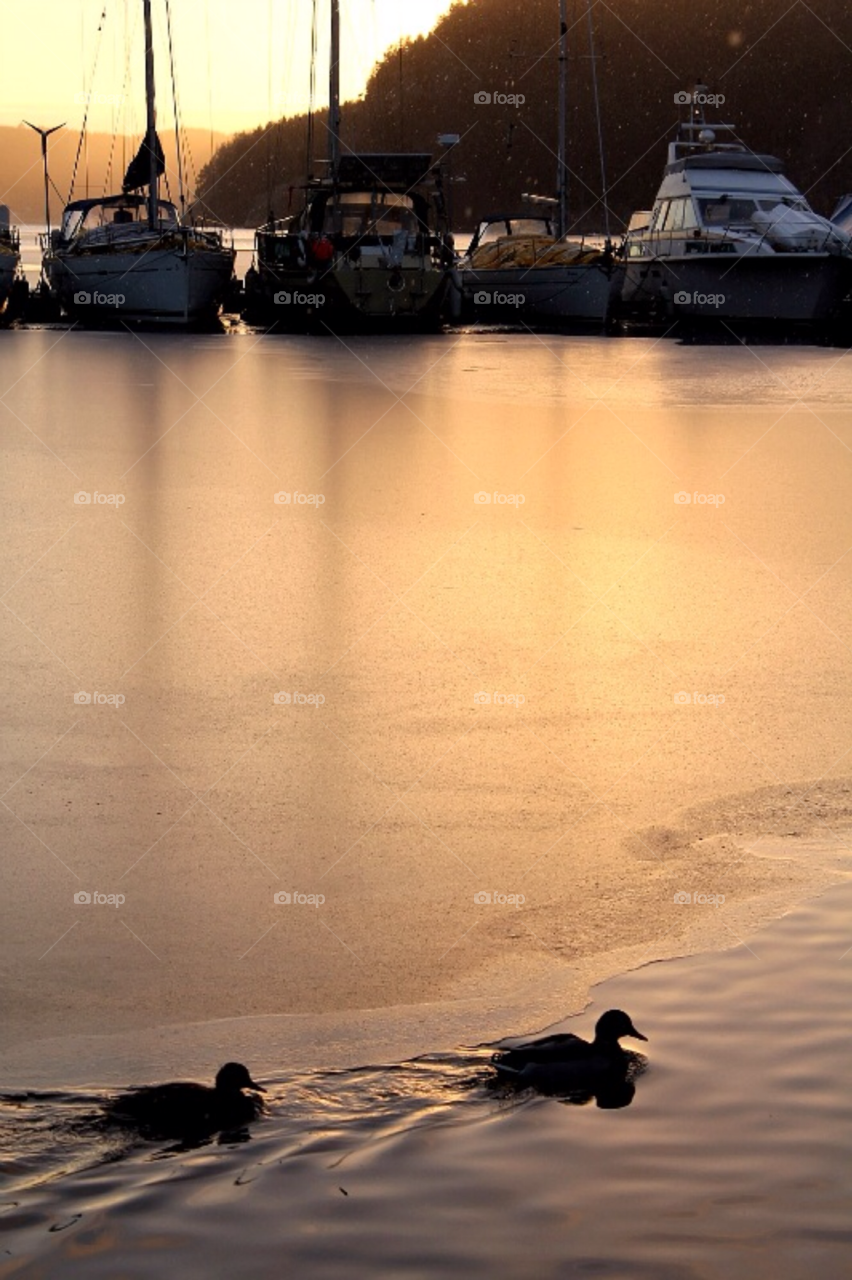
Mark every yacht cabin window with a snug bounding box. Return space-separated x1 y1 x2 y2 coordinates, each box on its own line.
697 194 809 227
325 192 418 237
651 197 699 233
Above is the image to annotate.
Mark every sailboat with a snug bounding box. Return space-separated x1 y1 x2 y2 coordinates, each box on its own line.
243 0 456 331
461 0 615 327
0 205 21 316
44 0 234 327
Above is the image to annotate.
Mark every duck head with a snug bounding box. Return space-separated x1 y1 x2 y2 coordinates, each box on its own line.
215 1062 266 1093
593 1010 647 1045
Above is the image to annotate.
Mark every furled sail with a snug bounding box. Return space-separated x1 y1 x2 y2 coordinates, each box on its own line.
122 130 166 194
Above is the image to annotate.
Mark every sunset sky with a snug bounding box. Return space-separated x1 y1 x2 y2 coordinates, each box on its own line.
0 0 460 138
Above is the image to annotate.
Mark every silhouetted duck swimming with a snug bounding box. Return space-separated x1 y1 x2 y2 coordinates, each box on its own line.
493 1009 647 1091
106 1062 266 1139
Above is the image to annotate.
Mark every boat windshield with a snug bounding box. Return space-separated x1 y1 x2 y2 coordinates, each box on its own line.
698 195 808 227
477 218 553 245
325 192 418 237
61 200 180 240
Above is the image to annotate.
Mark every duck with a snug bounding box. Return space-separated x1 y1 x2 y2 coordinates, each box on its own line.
492 1009 647 1090
106 1062 266 1139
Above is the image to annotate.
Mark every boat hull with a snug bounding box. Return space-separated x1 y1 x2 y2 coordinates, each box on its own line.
0 249 18 311
45 244 235 326
618 252 852 328
461 262 615 326
245 258 453 332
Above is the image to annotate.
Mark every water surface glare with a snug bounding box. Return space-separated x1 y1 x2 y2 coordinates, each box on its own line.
2 329 852 1057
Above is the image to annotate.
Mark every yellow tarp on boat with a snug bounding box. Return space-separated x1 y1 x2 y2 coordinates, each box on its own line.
468 235 603 270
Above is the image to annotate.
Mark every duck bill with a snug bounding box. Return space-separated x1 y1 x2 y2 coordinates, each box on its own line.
630 1027 648 1042
247 1080 267 1092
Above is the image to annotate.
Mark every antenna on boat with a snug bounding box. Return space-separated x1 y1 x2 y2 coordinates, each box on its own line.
556 0 568 239
142 0 158 228
24 122 64 238
329 0 342 184
586 0 610 244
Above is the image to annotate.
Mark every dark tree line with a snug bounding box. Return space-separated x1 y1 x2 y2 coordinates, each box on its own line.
197 0 852 231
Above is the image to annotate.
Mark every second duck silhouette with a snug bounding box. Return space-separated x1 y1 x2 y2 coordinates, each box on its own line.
492 1009 647 1094
106 1062 266 1140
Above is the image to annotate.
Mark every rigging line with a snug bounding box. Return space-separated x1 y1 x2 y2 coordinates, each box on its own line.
68 4 109 202
306 0 319 181
267 0 273 216
586 0 610 240
165 0 186 213
102 0 136 197
205 0 214 164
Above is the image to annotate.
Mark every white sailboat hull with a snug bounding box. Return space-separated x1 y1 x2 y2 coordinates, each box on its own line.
46 244 233 325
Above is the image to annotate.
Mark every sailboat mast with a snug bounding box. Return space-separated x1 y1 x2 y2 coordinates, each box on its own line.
143 0 158 227
557 0 567 239
329 0 342 182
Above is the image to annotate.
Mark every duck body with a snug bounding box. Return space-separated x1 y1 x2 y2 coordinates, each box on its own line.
106 1062 266 1139
493 1010 647 1081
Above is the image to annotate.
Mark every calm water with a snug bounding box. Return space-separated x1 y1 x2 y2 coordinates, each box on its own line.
3 871 852 1279
2 326 852 1274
